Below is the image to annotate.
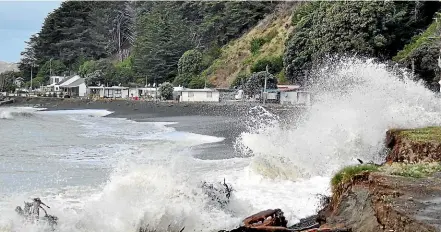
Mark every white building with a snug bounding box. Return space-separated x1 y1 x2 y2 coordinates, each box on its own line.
88 86 130 99
279 90 311 106
128 87 158 99
60 78 87 97
179 88 220 102
44 75 80 93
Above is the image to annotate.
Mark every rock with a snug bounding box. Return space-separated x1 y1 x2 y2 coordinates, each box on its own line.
243 209 287 229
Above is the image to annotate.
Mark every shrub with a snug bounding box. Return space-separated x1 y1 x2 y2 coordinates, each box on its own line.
231 72 249 88
244 71 277 96
251 56 284 74
188 76 206 89
159 82 174 100
250 37 267 55
175 49 203 87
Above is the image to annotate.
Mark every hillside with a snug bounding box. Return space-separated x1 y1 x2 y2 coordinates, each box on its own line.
202 3 297 88
0 61 18 74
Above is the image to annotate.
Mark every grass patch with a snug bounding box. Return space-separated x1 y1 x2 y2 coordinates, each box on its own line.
331 164 379 188
381 162 441 178
396 127 441 142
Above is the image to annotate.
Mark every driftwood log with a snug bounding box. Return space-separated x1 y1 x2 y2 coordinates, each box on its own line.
220 208 351 232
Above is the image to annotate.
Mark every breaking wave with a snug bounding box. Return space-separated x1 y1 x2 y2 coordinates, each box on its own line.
236 57 441 179
0 107 42 120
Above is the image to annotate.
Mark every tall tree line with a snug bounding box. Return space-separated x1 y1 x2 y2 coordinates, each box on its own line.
18 1 277 86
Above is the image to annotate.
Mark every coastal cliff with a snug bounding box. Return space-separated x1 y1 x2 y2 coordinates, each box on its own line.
318 127 441 232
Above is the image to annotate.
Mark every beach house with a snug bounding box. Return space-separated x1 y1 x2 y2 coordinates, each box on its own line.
88 86 130 99
179 88 220 102
60 78 87 97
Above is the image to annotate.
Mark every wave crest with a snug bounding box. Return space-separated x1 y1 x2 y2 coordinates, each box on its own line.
236 57 441 179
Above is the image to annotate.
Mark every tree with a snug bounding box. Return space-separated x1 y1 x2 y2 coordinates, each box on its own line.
36 60 67 82
132 3 192 83
251 56 283 74
18 34 38 82
0 71 21 92
159 82 174 100
244 71 277 96
82 59 118 86
174 49 203 87
283 1 441 84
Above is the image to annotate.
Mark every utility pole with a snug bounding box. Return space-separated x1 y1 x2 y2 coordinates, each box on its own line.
50 58 53 77
117 14 122 62
154 76 157 102
411 58 415 79
263 65 269 105
30 63 33 91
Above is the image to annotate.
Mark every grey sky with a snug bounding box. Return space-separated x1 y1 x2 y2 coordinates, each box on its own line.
0 1 62 63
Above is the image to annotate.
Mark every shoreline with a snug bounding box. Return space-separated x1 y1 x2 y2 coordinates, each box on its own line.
6 97 304 151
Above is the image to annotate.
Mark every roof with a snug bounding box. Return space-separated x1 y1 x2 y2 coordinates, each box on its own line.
56 76 73 85
62 78 85 88
88 86 129 89
180 88 218 92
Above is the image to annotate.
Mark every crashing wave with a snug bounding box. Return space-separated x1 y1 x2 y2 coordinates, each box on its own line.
236 57 441 180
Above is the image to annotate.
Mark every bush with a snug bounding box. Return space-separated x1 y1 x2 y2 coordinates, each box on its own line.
250 37 267 55
43 93 47 97
159 82 174 100
231 72 249 88
175 49 203 87
277 70 288 84
188 76 206 89
244 71 277 96
251 56 284 74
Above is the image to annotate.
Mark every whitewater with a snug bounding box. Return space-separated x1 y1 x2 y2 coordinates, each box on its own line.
1 58 441 232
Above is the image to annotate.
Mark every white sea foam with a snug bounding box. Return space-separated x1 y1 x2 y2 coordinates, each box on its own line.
0 107 43 119
237 57 441 179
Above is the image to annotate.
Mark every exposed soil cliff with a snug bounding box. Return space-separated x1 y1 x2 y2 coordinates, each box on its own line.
318 127 441 232
386 127 441 163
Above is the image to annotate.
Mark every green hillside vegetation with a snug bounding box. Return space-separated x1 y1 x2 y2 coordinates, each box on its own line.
17 1 277 88
284 1 440 85
9 1 441 91
393 13 441 85
201 3 296 88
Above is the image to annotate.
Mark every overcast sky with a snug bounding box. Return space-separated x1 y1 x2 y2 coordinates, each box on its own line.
0 1 62 63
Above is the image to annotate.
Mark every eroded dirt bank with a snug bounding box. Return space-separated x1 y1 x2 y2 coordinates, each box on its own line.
318 127 441 232
223 127 441 232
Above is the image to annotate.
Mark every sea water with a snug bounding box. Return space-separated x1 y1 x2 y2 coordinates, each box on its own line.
1 57 441 232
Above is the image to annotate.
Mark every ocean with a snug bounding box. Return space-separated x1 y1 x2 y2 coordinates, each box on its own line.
2 57 441 232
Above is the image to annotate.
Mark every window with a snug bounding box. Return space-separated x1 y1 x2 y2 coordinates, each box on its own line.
206 92 212 98
188 92 194 97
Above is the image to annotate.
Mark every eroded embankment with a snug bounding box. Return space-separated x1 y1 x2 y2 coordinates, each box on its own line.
318 127 441 232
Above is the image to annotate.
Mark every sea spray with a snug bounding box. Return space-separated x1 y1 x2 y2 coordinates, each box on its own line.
236 57 441 179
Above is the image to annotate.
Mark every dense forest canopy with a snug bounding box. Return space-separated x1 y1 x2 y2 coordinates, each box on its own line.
9 1 441 91
284 1 441 85
17 1 276 87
